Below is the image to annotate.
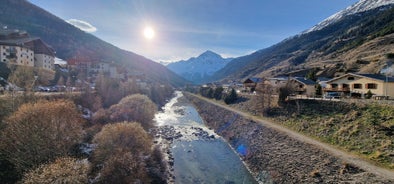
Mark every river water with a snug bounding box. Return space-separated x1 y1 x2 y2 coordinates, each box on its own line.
154 91 257 184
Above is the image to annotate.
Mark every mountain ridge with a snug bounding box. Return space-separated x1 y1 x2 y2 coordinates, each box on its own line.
209 3 394 82
306 0 394 33
167 50 232 84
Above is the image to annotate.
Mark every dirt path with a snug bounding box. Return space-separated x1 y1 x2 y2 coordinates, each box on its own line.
187 93 394 181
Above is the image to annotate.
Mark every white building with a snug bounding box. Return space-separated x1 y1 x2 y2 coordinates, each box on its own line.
0 29 55 70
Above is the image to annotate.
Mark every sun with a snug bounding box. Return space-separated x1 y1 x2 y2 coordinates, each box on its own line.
143 26 155 40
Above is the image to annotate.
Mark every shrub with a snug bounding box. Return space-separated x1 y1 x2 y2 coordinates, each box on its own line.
213 87 224 100
278 85 294 106
92 122 154 183
92 108 110 124
0 100 85 173
107 94 157 130
365 90 373 99
92 122 152 165
22 157 90 184
98 152 151 184
224 88 238 104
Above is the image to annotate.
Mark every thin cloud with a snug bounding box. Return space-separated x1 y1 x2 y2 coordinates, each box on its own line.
66 19 97 33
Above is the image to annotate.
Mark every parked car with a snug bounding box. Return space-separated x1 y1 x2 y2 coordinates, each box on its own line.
324 92 341 99
35 86 51 92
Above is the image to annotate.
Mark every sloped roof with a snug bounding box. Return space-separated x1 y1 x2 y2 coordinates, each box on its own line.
292 77 316 85
244 77 262 83
356 73 394 82
0 37 55 56
328 73 394 83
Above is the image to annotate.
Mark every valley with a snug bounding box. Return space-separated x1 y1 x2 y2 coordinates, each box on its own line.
0 0 394 183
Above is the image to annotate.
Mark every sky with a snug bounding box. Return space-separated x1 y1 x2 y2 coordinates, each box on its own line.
28 0 359 63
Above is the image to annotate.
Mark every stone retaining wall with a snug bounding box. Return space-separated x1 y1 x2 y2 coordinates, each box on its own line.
185 93 392 183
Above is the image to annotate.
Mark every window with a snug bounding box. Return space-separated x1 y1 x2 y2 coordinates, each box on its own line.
366 83 377 89
331 83 338 88
353 83 362 89
347 77 355 80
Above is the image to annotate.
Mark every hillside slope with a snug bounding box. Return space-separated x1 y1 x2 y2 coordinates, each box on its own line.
0 0 187 86
210 4 394 81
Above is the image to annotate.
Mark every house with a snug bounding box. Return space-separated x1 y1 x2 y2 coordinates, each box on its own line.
324 73 394 99
90 62 111 74
32 39 55 70
0 29 55 70
289 77 316 97
317 77 331 88
264 77 289 88
243 78 262 92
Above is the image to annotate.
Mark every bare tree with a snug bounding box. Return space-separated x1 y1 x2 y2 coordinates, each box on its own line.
255 82 274 114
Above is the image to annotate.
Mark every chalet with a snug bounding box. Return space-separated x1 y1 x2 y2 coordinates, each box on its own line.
289 77 316 97
264 77 288 88
243 78 262 92
324 73 394 99
0 29 55 70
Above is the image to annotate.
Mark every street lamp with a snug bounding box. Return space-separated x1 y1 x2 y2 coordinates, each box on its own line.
384 61 393 100
31 75 38 92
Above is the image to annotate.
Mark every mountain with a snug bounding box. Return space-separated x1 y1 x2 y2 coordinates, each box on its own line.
210 1 394 82
166 50 232 84
0 0 187 87
306 0 394 33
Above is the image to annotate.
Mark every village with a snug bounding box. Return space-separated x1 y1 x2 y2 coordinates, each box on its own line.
198 72 394 104
0 29 149 93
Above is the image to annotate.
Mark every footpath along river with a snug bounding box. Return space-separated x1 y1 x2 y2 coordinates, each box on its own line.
154 91 259 184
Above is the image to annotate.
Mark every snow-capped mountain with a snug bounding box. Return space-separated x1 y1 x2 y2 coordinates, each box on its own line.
305 0 394 33
166 50 232 84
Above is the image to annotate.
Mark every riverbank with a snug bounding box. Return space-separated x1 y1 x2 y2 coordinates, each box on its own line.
185 92 394 183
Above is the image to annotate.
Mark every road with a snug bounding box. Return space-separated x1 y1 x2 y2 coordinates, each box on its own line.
187 92 394 181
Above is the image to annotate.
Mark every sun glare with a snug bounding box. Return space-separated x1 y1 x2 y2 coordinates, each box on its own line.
143 26 155 40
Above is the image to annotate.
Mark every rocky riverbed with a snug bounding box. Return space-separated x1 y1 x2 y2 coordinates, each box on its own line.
153 92 257 184
151 124 217 183
185 93 393 183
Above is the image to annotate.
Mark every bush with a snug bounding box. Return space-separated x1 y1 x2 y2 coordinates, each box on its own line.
224 88 238 104
107 94 157 130
98 152 151 184
92 108 110 124
0 100 85 174
213 87 224 100
278 85 294 106
365 90 373 99
92 122 152 165
92 122 155 183
22 157 90 184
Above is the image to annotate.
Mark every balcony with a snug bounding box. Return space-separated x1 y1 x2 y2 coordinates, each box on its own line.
323 87 350 92
293 87 306 92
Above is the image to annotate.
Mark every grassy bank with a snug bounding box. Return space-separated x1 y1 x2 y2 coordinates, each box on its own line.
228 95 394 169
269 100 394 169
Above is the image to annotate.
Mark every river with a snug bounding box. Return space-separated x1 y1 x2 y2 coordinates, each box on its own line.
154 91 257 184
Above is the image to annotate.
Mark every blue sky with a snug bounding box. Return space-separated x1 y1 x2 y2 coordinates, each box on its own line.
28 0 358 62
